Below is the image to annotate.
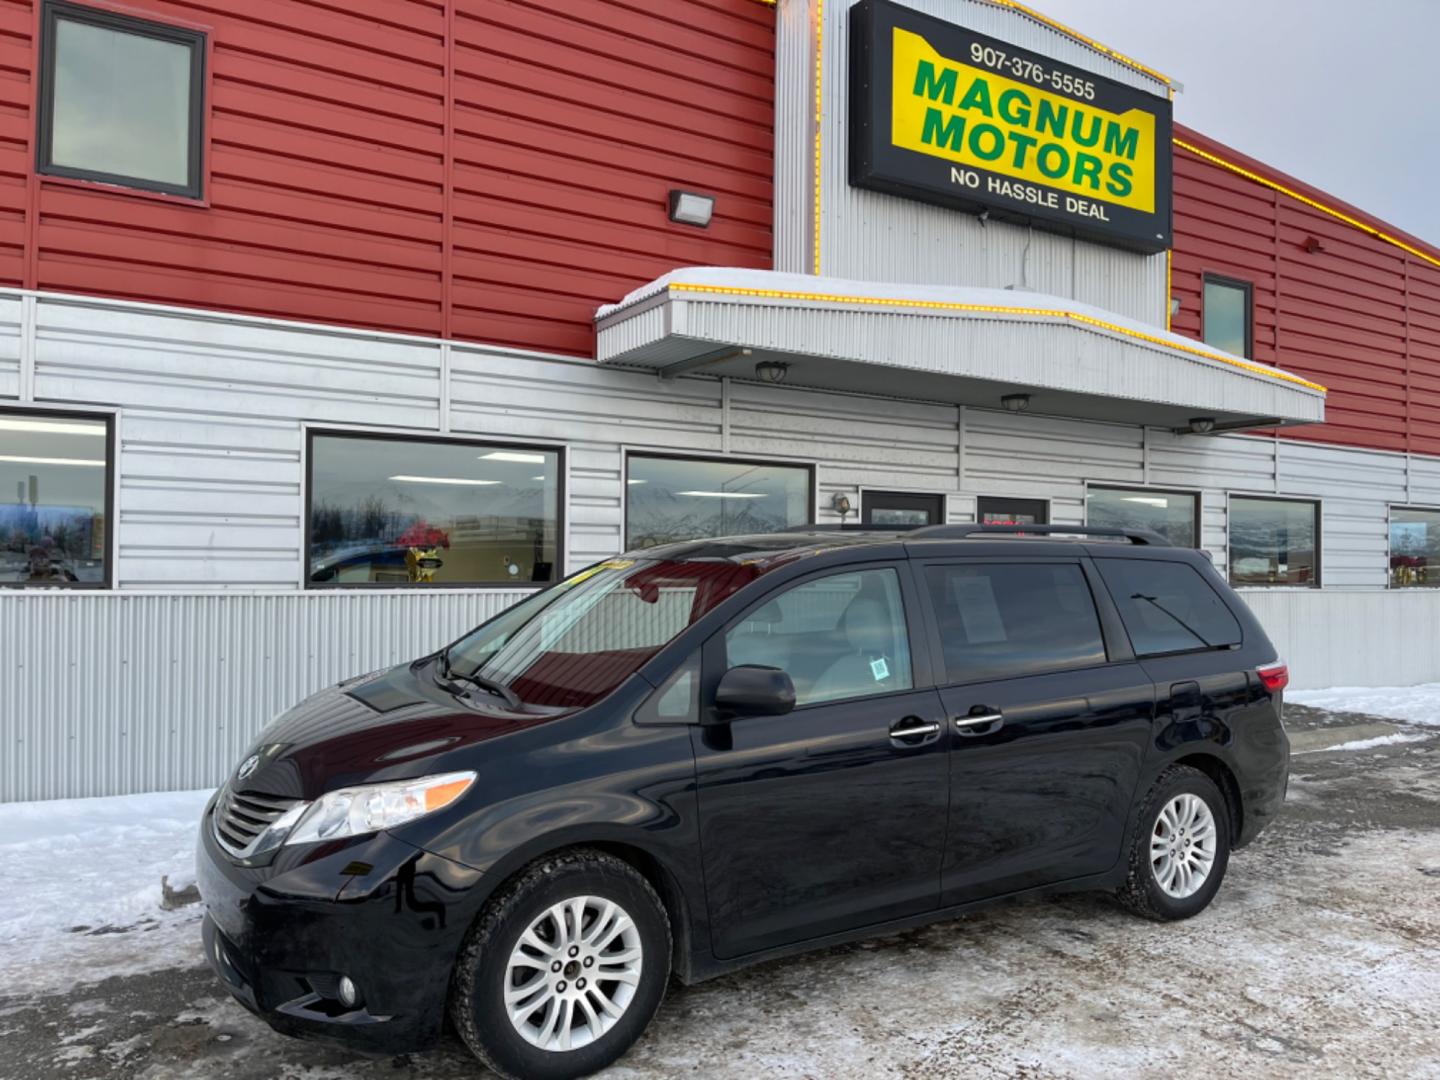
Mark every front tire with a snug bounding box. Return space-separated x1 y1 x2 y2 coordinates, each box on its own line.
1116 764 1231 921
449 849 671 1080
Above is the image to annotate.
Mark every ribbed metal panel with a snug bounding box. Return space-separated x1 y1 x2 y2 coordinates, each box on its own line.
0 590 533 802
0 295 20 397
772 0 1170 323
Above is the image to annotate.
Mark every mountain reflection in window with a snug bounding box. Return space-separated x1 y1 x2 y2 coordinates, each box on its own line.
308 434 560 587
625 455 812 549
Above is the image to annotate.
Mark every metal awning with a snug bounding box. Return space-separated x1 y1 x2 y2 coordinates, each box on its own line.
595 268 1325 432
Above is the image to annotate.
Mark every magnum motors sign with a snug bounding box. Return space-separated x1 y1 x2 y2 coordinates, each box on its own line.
849 0 1173 253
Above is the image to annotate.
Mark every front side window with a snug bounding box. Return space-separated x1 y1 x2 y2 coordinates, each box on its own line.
1087 486 1199 547
1229 496 1319 587
923 562 1106 683
724 568 913 707
0 410 111 586
1096 559 1241 656
1202 275 1252 358
307 433 561 587
38 2 206 198
625 454 812 549
1389 507 1440 588
446 557 770 710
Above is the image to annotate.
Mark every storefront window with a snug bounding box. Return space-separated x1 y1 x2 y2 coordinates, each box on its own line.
625 455 812 549
1229 496 1319 587
1389 507 1440 588
1203 275 1252 358
0 410 111 586
307 432 561 587
1086 486 1198 547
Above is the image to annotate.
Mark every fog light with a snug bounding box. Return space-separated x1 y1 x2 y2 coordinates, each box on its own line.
338 976 359 1008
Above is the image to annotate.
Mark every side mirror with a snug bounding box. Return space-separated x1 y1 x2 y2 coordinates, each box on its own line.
712 665 796 720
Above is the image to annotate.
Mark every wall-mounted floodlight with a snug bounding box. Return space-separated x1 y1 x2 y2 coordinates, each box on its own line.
668 189 715 228
1001 393 1030 413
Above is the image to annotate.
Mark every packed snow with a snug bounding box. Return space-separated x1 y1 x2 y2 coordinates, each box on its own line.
0 788 213 996
1288 682 1440 727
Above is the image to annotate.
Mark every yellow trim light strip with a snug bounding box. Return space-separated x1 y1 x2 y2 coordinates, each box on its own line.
666 282 1328 394
987 0 1172 87
1176 138 1440 272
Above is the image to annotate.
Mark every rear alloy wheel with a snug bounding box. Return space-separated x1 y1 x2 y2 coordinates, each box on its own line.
450 849 670 1080
1117 764 1232 921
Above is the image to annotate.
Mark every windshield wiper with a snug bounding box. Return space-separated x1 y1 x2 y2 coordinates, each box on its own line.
1132 593 1217 650
437 647 523 710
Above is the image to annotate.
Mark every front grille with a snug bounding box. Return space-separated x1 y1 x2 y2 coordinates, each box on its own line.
213 786 301 857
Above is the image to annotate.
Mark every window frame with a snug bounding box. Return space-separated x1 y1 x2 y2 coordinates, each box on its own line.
623 450 817 550
0 403 116 590
705 560 930 716
1084 483 1203 549
303 427 566 591
36 0 209 201
1201 273 1254 360
1386 504 1440 590
1226 493 1322 589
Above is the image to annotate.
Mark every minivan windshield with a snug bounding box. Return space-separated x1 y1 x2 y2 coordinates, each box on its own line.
442 557 766 710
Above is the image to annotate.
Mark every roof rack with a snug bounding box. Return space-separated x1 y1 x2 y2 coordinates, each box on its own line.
905 523 1170 546
773 523 923 533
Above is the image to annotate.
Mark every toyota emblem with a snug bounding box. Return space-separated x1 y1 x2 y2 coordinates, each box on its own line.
236 753 261 781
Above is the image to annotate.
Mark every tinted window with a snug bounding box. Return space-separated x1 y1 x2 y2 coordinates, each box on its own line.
40 3 205 197
1097 559 1241 655
1 411 110 586
1389 507 1440 588
626 455 811 548
308 433 560 587
724 568 912 707
1203 276 1251 358
1229 497 1319 587
1087 487 1198 547
924 563 1106 683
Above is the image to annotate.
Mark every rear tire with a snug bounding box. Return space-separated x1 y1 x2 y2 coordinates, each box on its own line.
449 848 671 1080
1116 764 1231 921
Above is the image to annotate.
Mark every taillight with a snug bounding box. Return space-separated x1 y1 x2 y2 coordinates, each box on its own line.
1257 661 1289 693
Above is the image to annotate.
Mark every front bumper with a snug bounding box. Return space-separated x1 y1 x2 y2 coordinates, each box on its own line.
196 799 485 1054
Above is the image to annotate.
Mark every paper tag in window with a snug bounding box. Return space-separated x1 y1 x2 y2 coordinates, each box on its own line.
870 657 890 682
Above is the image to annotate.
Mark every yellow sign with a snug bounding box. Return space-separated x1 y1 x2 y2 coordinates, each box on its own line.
890 27 1156 213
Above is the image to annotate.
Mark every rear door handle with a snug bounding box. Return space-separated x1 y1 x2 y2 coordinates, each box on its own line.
954 710 1004 736
889 716 942 747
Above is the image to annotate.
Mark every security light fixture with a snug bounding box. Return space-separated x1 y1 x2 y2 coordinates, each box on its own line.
755 360 789 384
1001 393 1030 413
1188 417 1217 434
832 493 852 520
667 189 715 228
1303 235 1326 254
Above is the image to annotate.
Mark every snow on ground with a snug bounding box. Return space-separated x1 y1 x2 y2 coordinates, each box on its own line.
1289 682 1440 726
0 789 213 996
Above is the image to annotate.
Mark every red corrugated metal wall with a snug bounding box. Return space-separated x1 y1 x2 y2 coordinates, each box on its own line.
1171 124 1440 456
0 0 773 356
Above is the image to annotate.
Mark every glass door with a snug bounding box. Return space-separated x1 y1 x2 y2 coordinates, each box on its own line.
862 492 945 526
976 496 1049 525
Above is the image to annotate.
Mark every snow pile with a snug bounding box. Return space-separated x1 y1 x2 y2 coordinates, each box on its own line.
1288 683 1440 727
0 788 214 996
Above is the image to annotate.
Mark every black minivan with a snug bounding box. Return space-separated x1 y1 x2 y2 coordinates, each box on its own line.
197 524 1290 1080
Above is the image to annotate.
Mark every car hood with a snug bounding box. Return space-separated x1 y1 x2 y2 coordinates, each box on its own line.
228 659 562 801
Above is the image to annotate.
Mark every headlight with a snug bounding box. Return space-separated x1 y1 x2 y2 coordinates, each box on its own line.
283 771 475 847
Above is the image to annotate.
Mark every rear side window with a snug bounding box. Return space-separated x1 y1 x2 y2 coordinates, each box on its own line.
1097 559 1242 656
923 563 1106 684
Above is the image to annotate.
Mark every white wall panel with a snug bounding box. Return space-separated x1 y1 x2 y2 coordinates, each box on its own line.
0 589 533 802
0 294 23 399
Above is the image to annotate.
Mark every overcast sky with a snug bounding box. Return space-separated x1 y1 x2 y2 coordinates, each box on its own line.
1028 0 1438 246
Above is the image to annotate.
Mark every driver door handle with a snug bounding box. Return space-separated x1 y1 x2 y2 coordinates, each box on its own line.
889 716 942 747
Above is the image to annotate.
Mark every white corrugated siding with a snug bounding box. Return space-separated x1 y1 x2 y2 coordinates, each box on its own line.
3 288 1440 799
774 0 1170 326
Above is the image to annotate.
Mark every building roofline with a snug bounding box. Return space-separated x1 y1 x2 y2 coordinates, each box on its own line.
1175 123 1440 272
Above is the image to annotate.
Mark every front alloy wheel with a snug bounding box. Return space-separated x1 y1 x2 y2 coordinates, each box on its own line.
505 895 644 1051
450 849 670 1080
